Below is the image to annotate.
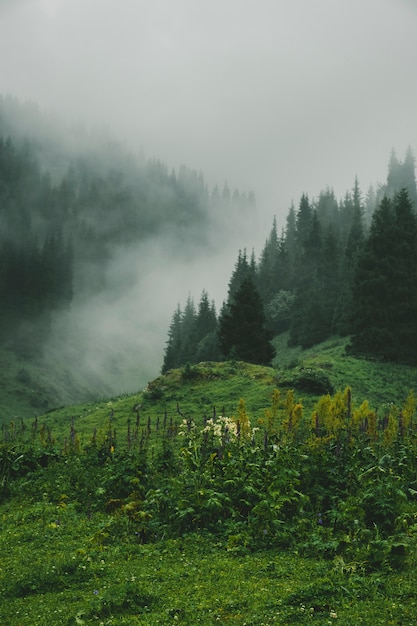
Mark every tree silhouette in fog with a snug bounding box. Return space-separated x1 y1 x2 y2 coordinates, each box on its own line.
218 276 275 366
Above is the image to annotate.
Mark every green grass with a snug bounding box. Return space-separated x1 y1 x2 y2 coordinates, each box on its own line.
3 332 417 432
3 338 417 625
7 360 278 449
2 497 417 626
273 333 417 410
5 335 417 453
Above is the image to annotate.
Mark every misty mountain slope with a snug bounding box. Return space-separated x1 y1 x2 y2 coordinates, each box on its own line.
0 347 111 421
0 96 259 419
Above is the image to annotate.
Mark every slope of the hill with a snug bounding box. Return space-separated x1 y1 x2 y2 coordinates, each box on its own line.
0 348 112 423
11 335 417 443
272 334 417 410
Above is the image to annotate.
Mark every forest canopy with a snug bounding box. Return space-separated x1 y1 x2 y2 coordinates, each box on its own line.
163 148 417 370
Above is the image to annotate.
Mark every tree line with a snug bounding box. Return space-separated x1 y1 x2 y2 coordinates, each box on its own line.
163 147 417 370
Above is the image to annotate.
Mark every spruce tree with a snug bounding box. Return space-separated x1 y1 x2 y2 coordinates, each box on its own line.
284 202 297 268
218 276 275 365
226 249 255 305
334 181 365 334
257 217 280 303
386 149 402 199
162 305 182 373
349 190 417 364
295 193 312 247
194 291 219 362
178 296 197 365
290 211 326 348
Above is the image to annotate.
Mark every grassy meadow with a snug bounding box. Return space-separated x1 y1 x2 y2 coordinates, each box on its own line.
2 336 417 624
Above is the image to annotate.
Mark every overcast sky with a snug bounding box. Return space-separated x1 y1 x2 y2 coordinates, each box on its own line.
1 0 417 239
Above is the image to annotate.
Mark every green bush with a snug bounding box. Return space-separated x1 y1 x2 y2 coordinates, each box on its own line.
277 367 334 394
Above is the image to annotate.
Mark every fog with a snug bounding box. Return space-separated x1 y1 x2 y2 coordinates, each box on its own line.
48 231 244 396
1 0 417 394
3 1 417 229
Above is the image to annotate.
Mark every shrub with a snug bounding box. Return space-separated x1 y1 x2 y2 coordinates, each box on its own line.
277 367 334 395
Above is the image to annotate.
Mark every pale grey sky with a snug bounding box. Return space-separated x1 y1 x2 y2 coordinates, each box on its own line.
1 0 417 240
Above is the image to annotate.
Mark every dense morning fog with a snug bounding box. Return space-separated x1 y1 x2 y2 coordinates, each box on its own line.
1 0 417 396
2 0 417 229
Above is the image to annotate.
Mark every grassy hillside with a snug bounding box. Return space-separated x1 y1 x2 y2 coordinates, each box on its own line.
272 334 417 409
0 348 112 424
3 333 417 437
2 339 417 625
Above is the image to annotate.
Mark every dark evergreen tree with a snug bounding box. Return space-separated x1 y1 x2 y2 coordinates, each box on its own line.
386 149 402 199
289 211 327 348
284 202 297 264
162 305 182 373
194 291 219 362
334 185 365 334
162 292 220 372
315 187 339 233
295 193 312 246
349 190 417 364
218 276 275 365
364 184 377 226
256 216 280 303
320 224 341 330
339 178 362 243
226 249 255 305
178 296 197 365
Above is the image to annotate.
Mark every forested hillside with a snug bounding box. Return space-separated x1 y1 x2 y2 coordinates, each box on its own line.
0 96 256 418
163 148 417 370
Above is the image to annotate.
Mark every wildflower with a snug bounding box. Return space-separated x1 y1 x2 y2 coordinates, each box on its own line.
318 512 323 525
202 416 239 443
330 610 337 618
178 418 196 437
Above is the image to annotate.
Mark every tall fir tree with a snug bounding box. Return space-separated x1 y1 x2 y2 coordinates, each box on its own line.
289 211 327 348
333 190 365 334
226 249 255 305
178 296 197 365
194 291 219 362
349 189 417 364
257 216 280 304
295 193 312 247
218 276 275 365
162 305 182 373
